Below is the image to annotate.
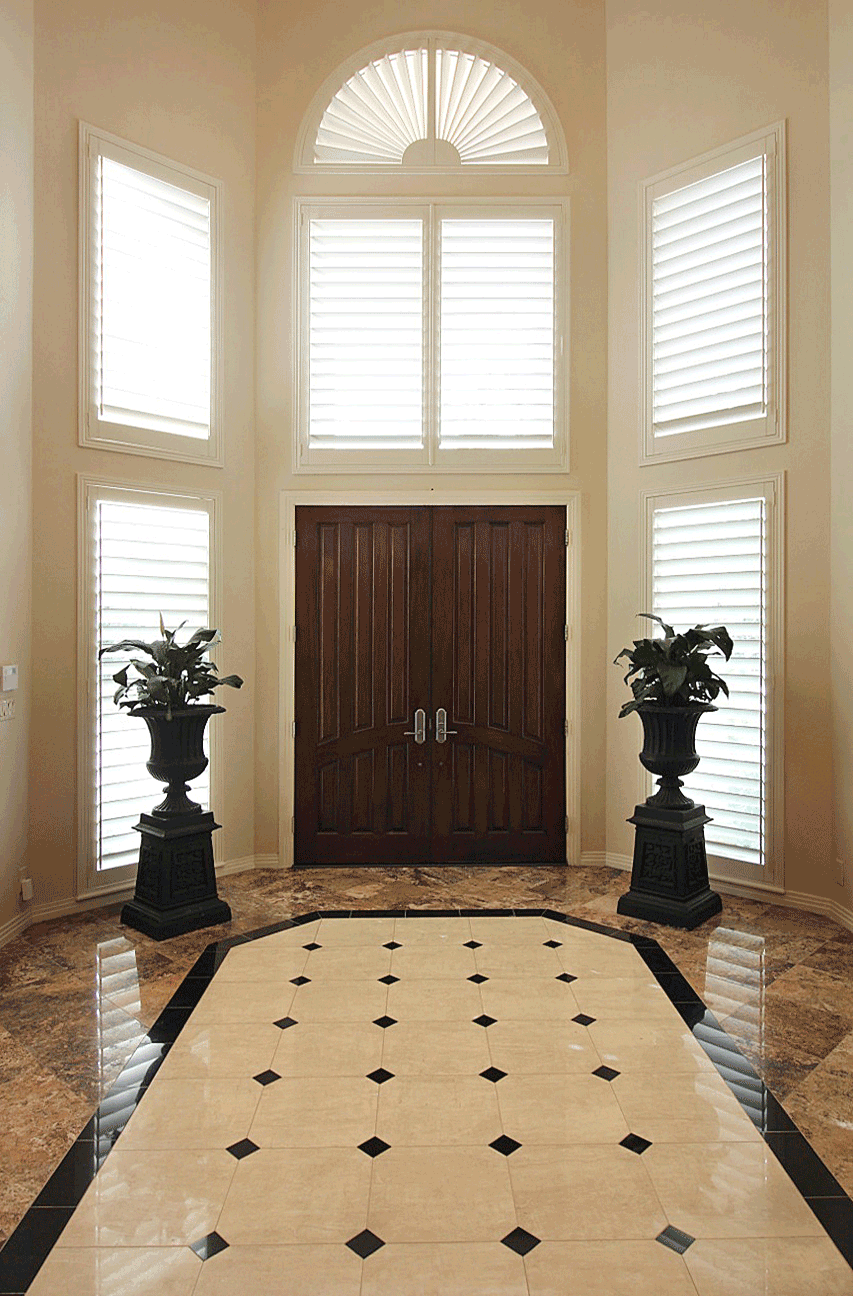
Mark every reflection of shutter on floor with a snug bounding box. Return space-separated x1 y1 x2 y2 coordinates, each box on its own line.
95 499 210 872
652 496 766 866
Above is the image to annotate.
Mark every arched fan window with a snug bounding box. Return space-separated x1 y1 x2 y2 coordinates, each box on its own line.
299 35 565 171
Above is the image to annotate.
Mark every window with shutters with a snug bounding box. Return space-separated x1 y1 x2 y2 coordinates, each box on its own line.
643 476 784 887
78 124 222 466
78 479 218 896
640 123 786 465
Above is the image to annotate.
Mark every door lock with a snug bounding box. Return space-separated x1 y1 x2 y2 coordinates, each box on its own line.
404 708 426 744
435 707 457 744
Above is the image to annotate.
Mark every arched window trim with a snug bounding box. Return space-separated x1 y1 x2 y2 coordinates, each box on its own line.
294 31 568 175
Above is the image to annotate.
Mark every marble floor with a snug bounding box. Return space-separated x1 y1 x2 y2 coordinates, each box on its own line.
0 864 852 1292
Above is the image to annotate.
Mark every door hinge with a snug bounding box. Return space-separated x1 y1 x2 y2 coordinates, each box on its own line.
564 816 569 835
565 529 570 546
293 530 297 547
293 625 298 641
291 815 295 833
291 720 297 737
564 719 569 737
564 625 569 641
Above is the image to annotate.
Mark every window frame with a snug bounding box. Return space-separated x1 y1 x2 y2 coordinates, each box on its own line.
293 196 569 474
639 122 787 467
639 472 785 892
78 123 224 468
76 474 223 900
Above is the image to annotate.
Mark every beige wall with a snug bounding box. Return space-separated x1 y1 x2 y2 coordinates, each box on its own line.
0 0 33 931
29 0 257 906
255 0 610 861
830 0 853 919
605 0 833 896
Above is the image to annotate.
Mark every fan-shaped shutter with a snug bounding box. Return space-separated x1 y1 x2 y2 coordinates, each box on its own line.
435 49 548 164
652 497 767 866
95 499 210 871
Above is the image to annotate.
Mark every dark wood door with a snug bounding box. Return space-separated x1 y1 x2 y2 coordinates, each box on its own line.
294 505 565 865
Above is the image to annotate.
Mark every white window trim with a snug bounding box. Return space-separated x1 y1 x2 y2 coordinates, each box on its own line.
294 31 568 176
639 472 785 893
76 474 224 900
293 197 569 475
78 123 224 468
639 122 787 467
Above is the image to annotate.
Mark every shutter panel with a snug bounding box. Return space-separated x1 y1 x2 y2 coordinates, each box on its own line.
439 218 555 447
97 156 212 439
652 155 768 437
435 49 548 164
308 218 424 450
652 497 766 866
95 500 210 872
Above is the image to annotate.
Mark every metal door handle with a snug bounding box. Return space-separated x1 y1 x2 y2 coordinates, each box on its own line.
435 708 457 744
404 708 426 744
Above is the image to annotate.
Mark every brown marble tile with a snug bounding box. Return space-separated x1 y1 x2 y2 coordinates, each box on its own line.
803 940 853 982
767 964 853 1026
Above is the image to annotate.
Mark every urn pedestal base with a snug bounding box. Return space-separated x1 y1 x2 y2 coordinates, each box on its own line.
617 801 722 930
121 810 232 941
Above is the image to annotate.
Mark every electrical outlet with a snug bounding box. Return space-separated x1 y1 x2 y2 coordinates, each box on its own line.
0 698 14 721
20 878 33 902
836 858 846 888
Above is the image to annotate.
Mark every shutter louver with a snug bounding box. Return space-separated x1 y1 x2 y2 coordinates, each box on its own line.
315 49 428 164
652 497 766 866
97 157 211 439
652 156 768 438
439 218 554 447
308 219 424 449
435 49 548 164
95 500 210 872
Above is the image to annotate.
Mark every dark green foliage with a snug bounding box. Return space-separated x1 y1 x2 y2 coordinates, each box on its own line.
99 615 243 719
614 614 733 718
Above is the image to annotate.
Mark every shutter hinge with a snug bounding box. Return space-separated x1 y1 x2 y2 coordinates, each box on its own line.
293 530 297 547
565 529 570 546
564 719 569 737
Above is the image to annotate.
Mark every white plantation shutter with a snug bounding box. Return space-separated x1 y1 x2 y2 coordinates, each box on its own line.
94 499 211 872
434 49 548 164
439 218 554 447
308 218 424 449
96 155 212 439
652 497 767 866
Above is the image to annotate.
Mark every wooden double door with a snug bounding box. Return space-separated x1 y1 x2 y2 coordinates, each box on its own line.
294 506 567 865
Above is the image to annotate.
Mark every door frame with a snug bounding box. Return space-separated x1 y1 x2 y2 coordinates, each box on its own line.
279 489 581 868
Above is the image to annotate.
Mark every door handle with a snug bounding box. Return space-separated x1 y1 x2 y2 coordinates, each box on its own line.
404 708 426 744
435 708 457 744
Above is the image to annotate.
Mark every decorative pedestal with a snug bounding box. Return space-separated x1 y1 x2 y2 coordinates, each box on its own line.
121 809 232 941
617 800 722 930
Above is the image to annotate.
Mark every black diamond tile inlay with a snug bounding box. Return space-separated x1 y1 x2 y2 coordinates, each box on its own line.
572 1013 596 1026
556 972 577 984
620 1132 652 1155
347 1229 386 1258
290 975 311 986
358 1136 391 1158
543 939 562 948
593 1065 620 1082
656 1225 695 1255
226 1138 259 1160
303 942 321 951
373 1016 397 1029
473 1014 497 1028
367 1068 395 1085
490 1134 522 1156
480 1067 507 1083
190 1231 229 1260
468 973 489 984
501 1226 541 1256
253 1069 281 1086
383 940 402 949
463 940 483 948
274 1016 298 1030
378 974 400 985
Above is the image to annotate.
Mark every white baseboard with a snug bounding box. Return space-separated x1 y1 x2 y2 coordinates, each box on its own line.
0 909 29 951
253 853 282 870
580 851 633 872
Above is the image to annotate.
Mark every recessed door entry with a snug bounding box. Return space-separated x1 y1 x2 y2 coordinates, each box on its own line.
294 506 567 865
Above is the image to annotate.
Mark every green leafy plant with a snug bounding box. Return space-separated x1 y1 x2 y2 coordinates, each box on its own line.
99 615 243 720
614 614 733 718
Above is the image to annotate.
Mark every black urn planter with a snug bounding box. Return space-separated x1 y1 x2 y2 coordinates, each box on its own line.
617 703 723 930
121 705 232 941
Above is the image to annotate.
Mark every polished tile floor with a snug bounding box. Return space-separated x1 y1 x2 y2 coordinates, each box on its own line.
1 864 853 1293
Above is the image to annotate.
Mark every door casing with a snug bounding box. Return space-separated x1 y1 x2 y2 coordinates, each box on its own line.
279 489 581 868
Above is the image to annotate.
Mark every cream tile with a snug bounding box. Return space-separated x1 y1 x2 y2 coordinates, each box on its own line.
193 1245 363 1296
316 918 396 946
155 1022 282 1080
570 978 676 1020
288 979 388 1021
120 1077 261 1150
217 1148 371 1245
394 917 473 944
376 1076 502 1145
555 943 654 980
272 1021 384 1076
487 1019 601 1074
302 945 392 980
386 979 484 1021
368 1147 516 1242
480 979 581 1021
508 1144 668 1240
524 1241 697 1296
215 944 310 983
497 1074 629 1145
587 1019 715 1073
188 980 297 1026
474 945 564 978
684 1237 853 1296
643 1142 826 1239
390 946 478 978
56 1149 236 1247
250 1075 378 1147
380 1021 492 1075
361 1243 528 1295
28 1247 202 1296
469 917 549 944
611 1071 760 1143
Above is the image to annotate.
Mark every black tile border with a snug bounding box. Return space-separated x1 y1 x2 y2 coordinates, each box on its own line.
1 904 851 1291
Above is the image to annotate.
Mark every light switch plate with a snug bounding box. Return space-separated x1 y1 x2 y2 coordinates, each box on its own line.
1 665 18 691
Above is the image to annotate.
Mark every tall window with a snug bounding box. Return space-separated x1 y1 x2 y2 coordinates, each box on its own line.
79 124 222 465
